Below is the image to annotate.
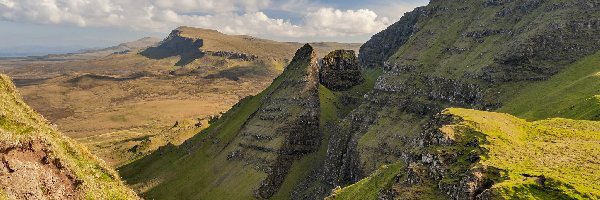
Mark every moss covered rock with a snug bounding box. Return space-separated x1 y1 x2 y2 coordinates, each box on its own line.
320 50 364 91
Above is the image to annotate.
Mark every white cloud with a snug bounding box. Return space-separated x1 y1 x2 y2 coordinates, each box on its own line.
305 8 389 36
0 0 401 42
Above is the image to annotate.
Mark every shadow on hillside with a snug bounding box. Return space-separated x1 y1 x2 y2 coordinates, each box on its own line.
140 37 205 66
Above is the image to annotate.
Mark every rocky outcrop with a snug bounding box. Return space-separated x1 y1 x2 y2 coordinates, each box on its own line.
359 7 425 68
140 29 204 66
325 0 600 199
320 50 364 91
206 51 258 61
140 29 263 65
0 140 81 199
219 44 321 199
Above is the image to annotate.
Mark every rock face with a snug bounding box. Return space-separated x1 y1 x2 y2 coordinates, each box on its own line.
317 0 600 199
320 50 364 91
140 29 204 66
359 7 424 68
120 44 321 199
206 51 258 61
0 140 80 199
243 44 321 198
140 28 261 65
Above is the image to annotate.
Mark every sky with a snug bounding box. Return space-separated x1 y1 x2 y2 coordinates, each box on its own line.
0 0 428 52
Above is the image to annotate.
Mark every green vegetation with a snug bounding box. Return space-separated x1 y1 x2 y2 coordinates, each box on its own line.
444 108 600 199
499 51 600 120
0 74 138 199
270 84 337 199
120 74 286 199
120 46 319 199
328 162 404 200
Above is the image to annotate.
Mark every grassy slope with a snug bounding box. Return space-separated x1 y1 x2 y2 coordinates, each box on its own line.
330 0 599 198
499 51 600 120
0 74 138 199
443 108 600 199
327 162 404 200
120 74 286 199
269 68 382 199
121 46 320 199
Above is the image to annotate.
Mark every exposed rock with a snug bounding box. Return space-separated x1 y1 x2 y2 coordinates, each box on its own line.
206 51 258 61
0 140 80 200
320 50 364 91
359 7 425 68
220 44 321 199
140 29 204 66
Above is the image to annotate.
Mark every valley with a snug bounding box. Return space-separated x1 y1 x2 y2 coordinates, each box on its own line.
0 27 360 166
0 0 599 199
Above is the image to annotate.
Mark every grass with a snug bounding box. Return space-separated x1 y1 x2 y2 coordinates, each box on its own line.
270 84 338 199
0 74 138 199
120 76 285 199
443 108 600 199
120 47 318 199
327 162 404 200
499 51 600 121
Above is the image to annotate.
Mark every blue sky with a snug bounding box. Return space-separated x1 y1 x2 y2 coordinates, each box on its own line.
0 0 428 51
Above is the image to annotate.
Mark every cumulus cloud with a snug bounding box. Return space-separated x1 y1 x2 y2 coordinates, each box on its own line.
0 0 396 41
305 8 390 36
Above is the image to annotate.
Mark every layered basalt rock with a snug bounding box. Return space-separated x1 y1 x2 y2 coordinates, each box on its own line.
222 44 321 199
320 50 364 91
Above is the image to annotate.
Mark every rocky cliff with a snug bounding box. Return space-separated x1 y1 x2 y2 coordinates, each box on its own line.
140 29 205 66
320 50 364 91
325 0 600 199
120 44 322 199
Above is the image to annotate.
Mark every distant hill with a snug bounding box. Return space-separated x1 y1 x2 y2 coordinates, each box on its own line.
41 37 161 60
0 74 138 199
0 26 363 168
141 26 361 65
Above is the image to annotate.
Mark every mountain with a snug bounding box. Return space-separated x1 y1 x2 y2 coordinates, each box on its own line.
0 74 138 199
141 26 361 65
0 27 361 168
121 0 600 199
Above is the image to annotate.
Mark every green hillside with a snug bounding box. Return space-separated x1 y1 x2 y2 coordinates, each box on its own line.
499 51 600 120
118 0 600 199
325 0 600 199
330 108 600 199
0 74 138 199
121 44 322 199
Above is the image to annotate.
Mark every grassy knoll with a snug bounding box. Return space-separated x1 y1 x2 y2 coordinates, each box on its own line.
444 108 600 199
